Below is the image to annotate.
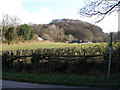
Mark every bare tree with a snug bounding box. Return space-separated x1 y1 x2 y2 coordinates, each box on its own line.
80 0 120 23
1 14 21 40
2 14 21 27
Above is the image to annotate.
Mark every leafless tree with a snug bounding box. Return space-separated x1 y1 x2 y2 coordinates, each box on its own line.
1 14 21 38
2 14 21 27
80 0 120 23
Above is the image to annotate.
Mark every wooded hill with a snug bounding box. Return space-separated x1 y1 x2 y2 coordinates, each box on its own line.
1 17 110 44
32 19 108 42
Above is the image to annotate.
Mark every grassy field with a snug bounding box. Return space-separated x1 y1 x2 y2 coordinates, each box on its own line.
2 41 108 51
3 71 120 88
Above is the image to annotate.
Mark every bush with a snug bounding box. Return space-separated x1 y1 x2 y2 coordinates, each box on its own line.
5 27 18 44
17 24 35 40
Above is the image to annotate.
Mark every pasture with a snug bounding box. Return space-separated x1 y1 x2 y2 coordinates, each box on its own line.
2 41 107 51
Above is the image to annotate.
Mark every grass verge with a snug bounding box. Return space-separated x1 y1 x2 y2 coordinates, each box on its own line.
2 71 120 88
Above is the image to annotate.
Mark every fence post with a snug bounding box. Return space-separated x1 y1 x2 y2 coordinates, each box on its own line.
107 32 113 78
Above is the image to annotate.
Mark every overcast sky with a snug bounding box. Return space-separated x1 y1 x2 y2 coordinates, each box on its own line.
0 0 118 33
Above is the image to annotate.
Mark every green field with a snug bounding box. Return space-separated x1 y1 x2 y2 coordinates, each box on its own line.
2 42 108 51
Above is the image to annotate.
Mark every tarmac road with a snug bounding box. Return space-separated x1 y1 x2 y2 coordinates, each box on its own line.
2 80 119 90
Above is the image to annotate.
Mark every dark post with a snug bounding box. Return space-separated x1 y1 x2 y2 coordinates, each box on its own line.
107 32 113 78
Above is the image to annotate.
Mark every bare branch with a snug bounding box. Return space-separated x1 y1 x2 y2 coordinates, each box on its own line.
2 14 21 27
80 0 120 23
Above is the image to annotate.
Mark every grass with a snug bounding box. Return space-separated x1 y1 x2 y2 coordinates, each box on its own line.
2 41 107 51
2 42 75 51
3 71 120 88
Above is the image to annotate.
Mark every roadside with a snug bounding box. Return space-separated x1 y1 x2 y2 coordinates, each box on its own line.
2 71 120 89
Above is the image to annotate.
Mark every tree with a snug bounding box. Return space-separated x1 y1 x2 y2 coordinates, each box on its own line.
112 31 120 42
80 0 120 23
1 14 21 41
5 27 18 44
2 14 21 27
17 24 34 40
41 33 53 41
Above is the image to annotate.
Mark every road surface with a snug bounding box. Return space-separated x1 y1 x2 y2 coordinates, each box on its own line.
2 80 119 90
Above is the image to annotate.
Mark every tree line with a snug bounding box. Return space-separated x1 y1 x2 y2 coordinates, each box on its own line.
3 24 36 44
1 14 37 44
1 14 119 44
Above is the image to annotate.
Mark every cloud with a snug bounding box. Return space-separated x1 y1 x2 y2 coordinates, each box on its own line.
0 0 22 15
0 0 53 24
20 0 81 3
29 7 52 24
0 0 81 24
0 0 29 23
96 12 118 33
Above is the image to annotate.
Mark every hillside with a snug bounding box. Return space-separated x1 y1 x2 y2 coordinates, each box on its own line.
32 19 107 42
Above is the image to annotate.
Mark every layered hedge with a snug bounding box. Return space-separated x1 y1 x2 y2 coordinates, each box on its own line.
2 42 120 75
